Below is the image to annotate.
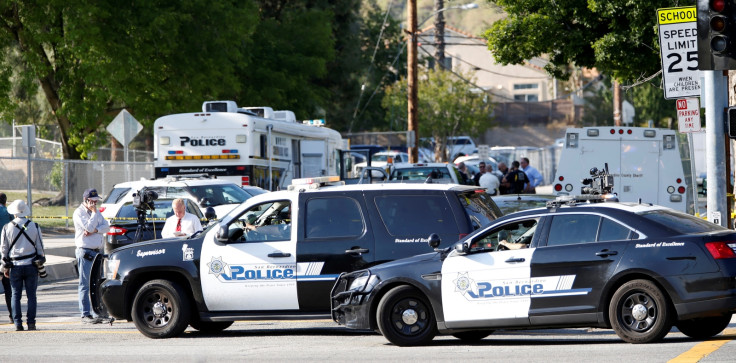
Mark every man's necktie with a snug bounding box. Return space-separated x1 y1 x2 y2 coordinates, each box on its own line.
176 218 181 232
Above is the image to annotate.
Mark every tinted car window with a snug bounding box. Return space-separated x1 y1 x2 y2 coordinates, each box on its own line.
639 209 726 234
117 200 177 220
598 217 631 241
547 214 600 246
306 197 365 238
457 191 502 230
375 195 458 236
103 188 131 204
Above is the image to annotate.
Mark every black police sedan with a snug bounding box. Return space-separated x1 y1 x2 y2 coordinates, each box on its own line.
105 198 206 252
332 197 736 346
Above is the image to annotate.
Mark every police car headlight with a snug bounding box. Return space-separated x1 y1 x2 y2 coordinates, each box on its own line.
104 258 120 280
348 274 378 293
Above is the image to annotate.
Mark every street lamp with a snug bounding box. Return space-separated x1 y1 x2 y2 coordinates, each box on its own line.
407 2 477 163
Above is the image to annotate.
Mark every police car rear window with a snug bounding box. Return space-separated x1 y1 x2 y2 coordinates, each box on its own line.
103 187 131 204
639 210 726 234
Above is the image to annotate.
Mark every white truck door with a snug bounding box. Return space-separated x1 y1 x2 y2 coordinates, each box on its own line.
200 199 298 311
301 140 326 177
620 139 660 204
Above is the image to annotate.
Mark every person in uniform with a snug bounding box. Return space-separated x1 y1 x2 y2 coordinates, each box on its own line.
0 199 44 331
73 188 109 324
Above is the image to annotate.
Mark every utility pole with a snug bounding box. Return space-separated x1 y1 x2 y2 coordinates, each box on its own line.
407 0 418 163
434 0 446 70
613 80 622 126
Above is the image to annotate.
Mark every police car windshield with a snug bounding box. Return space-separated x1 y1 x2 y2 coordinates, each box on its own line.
458 191 503 230
187 184 253 205
638 209 726 234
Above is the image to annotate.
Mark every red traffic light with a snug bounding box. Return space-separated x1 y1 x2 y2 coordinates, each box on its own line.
712 0 726 12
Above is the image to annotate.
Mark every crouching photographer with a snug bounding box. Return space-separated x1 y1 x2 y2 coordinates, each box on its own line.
0 200 45 331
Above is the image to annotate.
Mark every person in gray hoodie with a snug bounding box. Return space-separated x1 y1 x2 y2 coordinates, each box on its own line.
0 199 45 331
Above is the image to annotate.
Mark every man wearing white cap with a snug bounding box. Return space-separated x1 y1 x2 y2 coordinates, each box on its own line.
72 188 109 324
0 199 44 331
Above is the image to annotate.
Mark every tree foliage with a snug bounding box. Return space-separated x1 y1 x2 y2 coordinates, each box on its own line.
382 68 493 161
0 0 342 159
483 0 681 82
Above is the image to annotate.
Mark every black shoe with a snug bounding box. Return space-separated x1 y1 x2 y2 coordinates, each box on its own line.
81 315 102 324
15 325 23 331
27 324 36 331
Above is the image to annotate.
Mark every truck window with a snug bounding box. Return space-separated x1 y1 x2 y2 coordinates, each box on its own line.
305 197 365 239
374 195 458 236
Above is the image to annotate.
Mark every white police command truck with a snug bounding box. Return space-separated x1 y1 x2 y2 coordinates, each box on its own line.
154 101 346 190
552 127 693 214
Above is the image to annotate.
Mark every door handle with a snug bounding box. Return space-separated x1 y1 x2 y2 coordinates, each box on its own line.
345 248 369 254
268 252 291 258
595 250 618 257
505 257 525 263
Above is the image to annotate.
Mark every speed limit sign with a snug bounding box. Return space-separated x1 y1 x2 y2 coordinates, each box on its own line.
657 6 701 99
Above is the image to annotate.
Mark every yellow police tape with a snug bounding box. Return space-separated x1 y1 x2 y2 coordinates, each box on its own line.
30 216 169 221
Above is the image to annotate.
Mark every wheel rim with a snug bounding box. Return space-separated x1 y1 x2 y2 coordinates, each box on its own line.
140 289 174 329
619 291 657 332
389 296 430 337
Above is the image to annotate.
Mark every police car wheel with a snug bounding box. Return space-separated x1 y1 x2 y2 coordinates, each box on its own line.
131 279 191 339
609 279 672 344
189 320 234 333
676 314 732 339
451 330 493 341
376 285 437 346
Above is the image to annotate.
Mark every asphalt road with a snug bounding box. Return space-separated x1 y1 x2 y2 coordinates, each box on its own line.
1 279 736 362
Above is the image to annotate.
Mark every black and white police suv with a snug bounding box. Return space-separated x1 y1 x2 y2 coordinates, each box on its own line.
91 176 502 338
331 170 736 346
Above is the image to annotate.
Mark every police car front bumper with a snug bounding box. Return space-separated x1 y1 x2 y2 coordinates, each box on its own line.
331 271 377 330
100 279 128 320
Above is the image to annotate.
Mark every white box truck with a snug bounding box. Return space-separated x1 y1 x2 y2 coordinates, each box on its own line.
552 127 693 214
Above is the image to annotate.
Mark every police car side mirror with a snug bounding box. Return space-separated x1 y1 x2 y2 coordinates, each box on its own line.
427 233 441 249
454 242 468 254
216 224 230 243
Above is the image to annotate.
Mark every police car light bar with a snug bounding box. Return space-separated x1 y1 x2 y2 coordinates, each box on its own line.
289 176 343 190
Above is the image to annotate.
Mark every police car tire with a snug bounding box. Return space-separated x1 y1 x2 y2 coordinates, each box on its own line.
451 330 493 341
675 314 732 339
189 320 234 333
131 279 191 339
376 285 437 346
609 280 672 344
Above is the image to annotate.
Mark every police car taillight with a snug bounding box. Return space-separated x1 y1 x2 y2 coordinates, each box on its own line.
99 206 106 213
705 242 736 259
108 226 127 236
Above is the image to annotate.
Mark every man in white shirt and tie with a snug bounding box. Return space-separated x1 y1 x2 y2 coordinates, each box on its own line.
161 199 203 238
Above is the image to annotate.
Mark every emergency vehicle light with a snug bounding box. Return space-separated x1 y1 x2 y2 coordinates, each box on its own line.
222 149 238 153
289 176 343 190
168 151 184 155
160 137 170 145
165 154 240 160
586 129 599 137
644 130 656 138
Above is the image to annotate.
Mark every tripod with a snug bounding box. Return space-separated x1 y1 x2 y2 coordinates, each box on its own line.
133 209 153 243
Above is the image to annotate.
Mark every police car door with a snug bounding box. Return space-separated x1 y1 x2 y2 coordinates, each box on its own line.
200 198 298 311
441 217 539 329
528 213 630 323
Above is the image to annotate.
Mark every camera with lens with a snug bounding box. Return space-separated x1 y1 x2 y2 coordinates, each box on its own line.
33 255 47 278
1 256 13 270
133 188 159 211
581 163 614 195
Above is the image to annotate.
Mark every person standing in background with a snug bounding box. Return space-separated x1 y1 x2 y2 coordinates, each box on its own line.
1 199 44 331
520 157 543 194
0 193 13 322
73 188 109 324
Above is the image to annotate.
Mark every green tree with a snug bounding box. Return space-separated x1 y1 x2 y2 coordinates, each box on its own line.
383 68 493 161
0 0 259 159
483 0 679 82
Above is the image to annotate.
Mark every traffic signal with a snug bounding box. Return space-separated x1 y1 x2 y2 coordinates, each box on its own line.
728 107 736 139
698 0 736 69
